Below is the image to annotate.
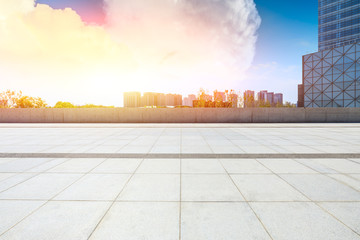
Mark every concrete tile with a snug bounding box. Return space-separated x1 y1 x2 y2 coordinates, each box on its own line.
220 159 271 174
182 174 244 201
1 201 110 240
241 146 279 154
319 202 360 234
0 173 15 182
0 159 51 173
0 159 14 165
181 146 213 154
117 146 151 154
118 174 180 201
25 159 69 173
350 159 360 164
296 159 338 173
47 158 105 173
137 159 180 174
92 159 142 174
327 174 360 192
281 174 360 201
258 159 316 173
85 146 123 153
210 146 244 154
150 146 181 154
181 159 225 174
55 174 131 201
0 173 36 192
251 202 360 240
0 173 82 200
350 174 360 181
90 202 179 240
0 200 45 235
231 175 307 201
181 202 270 240
312 159 360 173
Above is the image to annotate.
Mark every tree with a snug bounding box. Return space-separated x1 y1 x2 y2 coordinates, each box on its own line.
15 96 47 108
0 90 22 108
0 90 47 108
284 101 296 108
54 101 75 108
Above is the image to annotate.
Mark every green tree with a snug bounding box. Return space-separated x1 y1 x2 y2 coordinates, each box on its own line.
284 101 296 108
54 101 75 108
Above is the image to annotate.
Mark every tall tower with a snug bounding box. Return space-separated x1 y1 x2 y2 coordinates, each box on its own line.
300 0 360 108
319 0 360 51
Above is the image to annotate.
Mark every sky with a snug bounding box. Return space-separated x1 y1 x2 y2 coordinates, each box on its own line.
0 0 318 106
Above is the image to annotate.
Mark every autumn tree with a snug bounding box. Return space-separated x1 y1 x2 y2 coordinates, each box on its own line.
15 96 47 108
0 90 22 108
0 90 47 108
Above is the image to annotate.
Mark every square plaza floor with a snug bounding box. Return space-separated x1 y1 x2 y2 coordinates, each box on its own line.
0 123 359 240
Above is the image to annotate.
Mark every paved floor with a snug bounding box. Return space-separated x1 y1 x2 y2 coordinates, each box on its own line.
0 124 359 239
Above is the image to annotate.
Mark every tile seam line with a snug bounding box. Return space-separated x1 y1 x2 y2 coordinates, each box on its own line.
86 128 166 239
0 156 102 237
216 157 275 240
258 159 360 237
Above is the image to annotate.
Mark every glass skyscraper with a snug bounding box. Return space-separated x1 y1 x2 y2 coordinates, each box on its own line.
300 0 360 108
319 0 360 51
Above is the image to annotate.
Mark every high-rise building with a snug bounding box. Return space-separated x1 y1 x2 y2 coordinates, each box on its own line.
319 0 360 51
301 0 360 108
174 94 183 106
142 92 157 107
267 92 275 105
274 93 283 105
124 92 141 108
244 90 255 108
183 94 197 107
257 90 268 102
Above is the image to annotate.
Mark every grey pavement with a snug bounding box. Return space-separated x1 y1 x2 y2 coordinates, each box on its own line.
0 124 359 239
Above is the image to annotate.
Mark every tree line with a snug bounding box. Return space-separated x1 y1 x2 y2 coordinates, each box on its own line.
0 91 114 108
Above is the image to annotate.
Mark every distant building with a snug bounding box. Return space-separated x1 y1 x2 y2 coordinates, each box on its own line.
297 84 304 107
174 94 182 106
257 90 268 102
142 92 157 107
256 90 284 106
183 94 196 107
274 93 283 105
163 94 183 107
124 92 141 108
165 94 175 106
267 92 274 105
244 90 255 108
157 93 166 106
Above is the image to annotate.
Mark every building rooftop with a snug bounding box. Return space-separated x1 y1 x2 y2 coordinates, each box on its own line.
0 123 359 239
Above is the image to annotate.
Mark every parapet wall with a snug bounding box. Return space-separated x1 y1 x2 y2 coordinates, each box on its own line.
0 108 359 123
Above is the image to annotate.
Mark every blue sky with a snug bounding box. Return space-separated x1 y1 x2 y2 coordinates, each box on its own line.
243 0 318 102
35 0 319 103
255 0 318 64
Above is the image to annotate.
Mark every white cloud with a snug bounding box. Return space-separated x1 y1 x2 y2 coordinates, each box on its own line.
0 0 261 106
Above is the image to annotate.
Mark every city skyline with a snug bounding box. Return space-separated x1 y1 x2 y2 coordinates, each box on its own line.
0 0 318 106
